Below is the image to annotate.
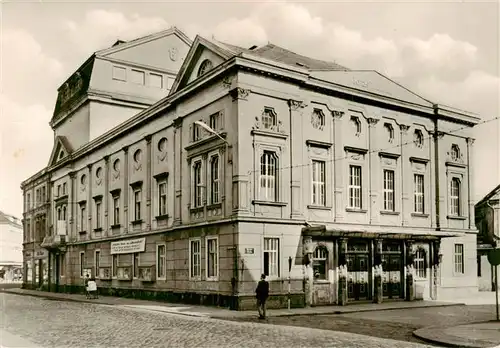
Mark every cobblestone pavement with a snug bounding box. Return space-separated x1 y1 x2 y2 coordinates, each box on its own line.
223 304 498 346
0 293 432 348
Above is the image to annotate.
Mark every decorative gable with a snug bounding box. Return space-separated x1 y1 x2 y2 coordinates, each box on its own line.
48 136 73 167
169 36 236 95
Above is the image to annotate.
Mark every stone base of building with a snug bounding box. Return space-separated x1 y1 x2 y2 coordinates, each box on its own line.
22 283 306 311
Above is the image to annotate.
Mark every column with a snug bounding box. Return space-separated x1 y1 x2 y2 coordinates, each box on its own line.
69 172 76 240
338 237 348 305
367 118 380 224
303 235 314 307
288 99 306 219
432 240 441 300
400 124 411 226
122 146 129 233
173 118 182 225
405 240 415 301
373 239 383 303
103 156 109 237
332 110 345 222
145 135 152 230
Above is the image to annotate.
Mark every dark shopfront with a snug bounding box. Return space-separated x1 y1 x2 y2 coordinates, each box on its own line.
303 226 459 305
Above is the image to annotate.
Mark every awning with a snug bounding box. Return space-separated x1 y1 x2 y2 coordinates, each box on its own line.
302 224 466 241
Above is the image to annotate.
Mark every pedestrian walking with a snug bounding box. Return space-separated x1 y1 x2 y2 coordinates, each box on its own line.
255 273 269 319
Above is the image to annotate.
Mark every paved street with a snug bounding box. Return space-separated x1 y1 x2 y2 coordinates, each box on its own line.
0 293 432 348
226 304 498 346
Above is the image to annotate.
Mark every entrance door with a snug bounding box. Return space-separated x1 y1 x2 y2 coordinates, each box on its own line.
382 254 403 299
347 253 370 301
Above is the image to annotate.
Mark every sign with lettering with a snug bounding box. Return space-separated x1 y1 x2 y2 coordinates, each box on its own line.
111 238 146 255
244 248 254 255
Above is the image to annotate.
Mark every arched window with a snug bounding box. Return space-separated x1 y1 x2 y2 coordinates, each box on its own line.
313 246 328 280
414 247 427 279
62 205 67 220
261 108 277 130
260 151 278 201
451 144 460 161
197 59 213 77
57 207 62 221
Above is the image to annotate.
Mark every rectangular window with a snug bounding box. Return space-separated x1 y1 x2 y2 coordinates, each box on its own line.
312 160 326 206
150 73 163 88
210 155 220 204
134 189 142 221
451 178 461 216
80 252 84 277
414 174 425 213
414 248 426 279
62 183 67 195
57 185 61 197
112 66 127 81
206 238 218 279
383 170 395 211
112 254 118 277
263 237 280 277
192 123 201 142
113 196 120 225
260 151 278 202
80 204 86 232
209 112 220 131
454 243 464 274
349 165 362 209
42 187 46 203
26 193 31 210
133 253 140 278
193 161 203 207
156 244 166 279
131 69 145 85
95 200 102 229
190 239 201 278
158 181 167 216
94 251 100 278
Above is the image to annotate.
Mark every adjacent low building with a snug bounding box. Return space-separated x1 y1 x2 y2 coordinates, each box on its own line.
22 28 481 309
0 211 23 280
475 184 500 291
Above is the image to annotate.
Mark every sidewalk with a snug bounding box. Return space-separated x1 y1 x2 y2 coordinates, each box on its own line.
1 287 464 318
414 322 500 348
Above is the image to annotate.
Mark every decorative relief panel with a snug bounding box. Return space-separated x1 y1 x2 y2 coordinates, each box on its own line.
157 137 168 163
133 149 143 172
80 174 87 192
112 159 121 181
350 116 361 137
413 129 424 148
95 167 103 186
382 157 396 166
253 107 286 134
447 144 464 164
311 109 325 130
384 123 394 143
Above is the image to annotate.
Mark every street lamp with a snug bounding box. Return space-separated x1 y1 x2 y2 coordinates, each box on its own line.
194 121 230 147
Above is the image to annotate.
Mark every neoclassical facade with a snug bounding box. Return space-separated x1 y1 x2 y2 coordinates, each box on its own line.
22 31 480 309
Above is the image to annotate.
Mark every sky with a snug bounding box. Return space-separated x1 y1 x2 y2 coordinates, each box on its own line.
0 0 499 218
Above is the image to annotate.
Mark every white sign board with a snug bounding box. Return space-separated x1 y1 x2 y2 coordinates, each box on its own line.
111 238 146 255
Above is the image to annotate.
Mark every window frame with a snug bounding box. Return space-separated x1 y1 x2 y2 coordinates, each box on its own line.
79 202 87 232
259 150 279 202
112 194 120 225
158 179 168 216
95 199 102 229
312 246 328 281
189 238 202 280
112 254 119 278
206 237 219 281
132 252 140 279
133 187 142 221
311 160 326 206
383 169 395 211
263 237 281 279
454 243 465 275
209 154 220 205
450 177 461 216
191 158 204 208
348 165 362 209
209 111 221 132
414 174 425 214
94 250 100 279
414 247 427 279
156 244 166 280
79 251 85 278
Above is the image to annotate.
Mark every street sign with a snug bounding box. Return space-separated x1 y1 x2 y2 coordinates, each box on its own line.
487 249 500 266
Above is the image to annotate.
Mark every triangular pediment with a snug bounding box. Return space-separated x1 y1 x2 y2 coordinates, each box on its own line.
169 36 238 95
310 70 433 107
48 136 73 167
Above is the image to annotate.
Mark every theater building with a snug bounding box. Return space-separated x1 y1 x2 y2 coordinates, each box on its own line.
22 29 480 309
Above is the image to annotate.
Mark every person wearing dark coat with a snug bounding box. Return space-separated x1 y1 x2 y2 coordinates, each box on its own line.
255 273 269 319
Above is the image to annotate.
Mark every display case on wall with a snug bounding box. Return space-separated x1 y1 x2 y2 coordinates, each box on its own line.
138 266 155 282
116 266 132 281
99 267 112 280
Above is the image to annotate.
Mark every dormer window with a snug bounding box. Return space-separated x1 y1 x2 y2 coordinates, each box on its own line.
197 59 213 77
261 107 277 130
451 144 460 161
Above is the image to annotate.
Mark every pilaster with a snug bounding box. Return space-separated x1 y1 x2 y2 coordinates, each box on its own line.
332 110 345 222
69 172 76 240
122 146 129 233
103 156 109 237
173 118 183 225
400 124 411 226
288 99 306 219
467 137 475 229
145 135 152 230
367 117 380 224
